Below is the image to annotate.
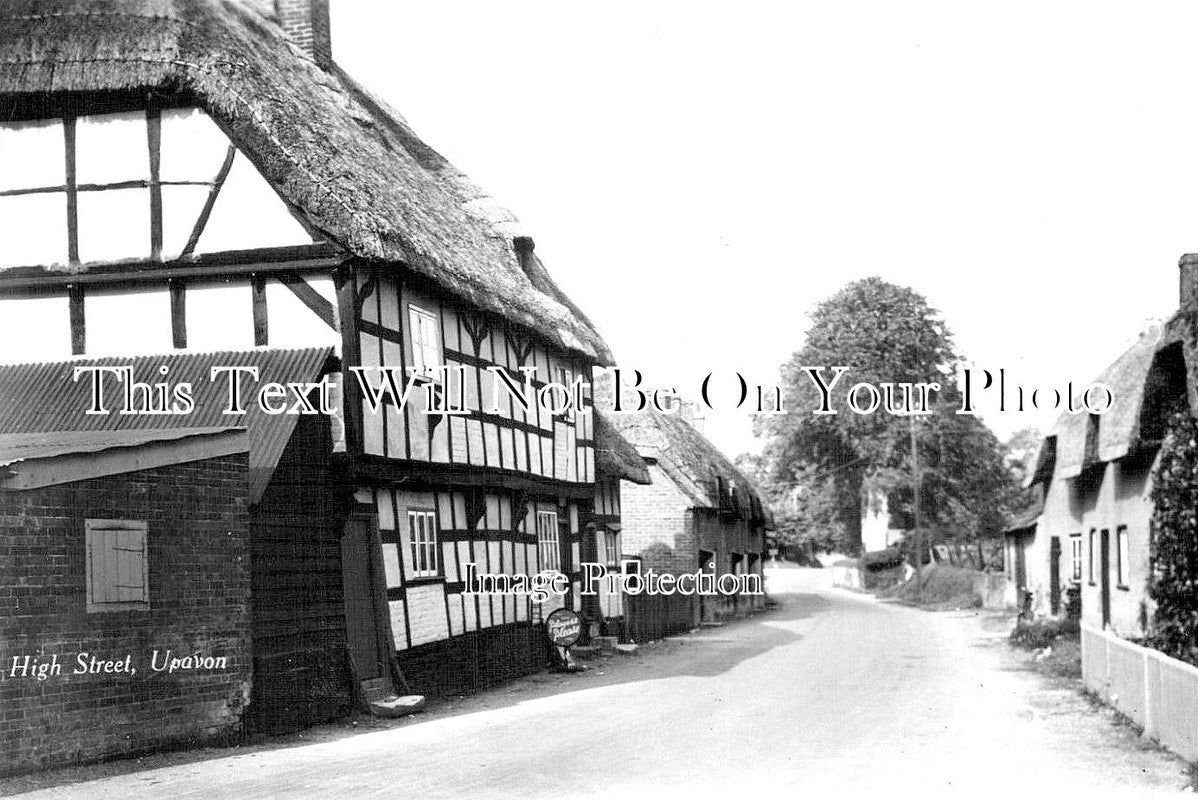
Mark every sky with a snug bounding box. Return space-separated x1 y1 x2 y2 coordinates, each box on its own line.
332 2 1198 459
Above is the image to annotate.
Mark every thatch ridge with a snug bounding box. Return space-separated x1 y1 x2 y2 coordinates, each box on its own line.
604 403 770 525
0 0 611 362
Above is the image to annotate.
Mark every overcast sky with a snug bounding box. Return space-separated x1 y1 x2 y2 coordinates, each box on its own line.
333 2 1198 458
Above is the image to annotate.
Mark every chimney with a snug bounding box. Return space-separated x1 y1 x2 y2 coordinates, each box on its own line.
275 0 332 68
1180 253 1198 313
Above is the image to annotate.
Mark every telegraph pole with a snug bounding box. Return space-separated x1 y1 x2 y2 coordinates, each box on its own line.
910 412 923 599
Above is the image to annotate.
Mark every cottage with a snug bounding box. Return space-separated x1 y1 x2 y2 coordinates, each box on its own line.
605 404 771 641
1007 257 1195 636
0 0 630 747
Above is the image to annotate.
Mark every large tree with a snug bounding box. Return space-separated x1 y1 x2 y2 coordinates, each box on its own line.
755 277 1019 554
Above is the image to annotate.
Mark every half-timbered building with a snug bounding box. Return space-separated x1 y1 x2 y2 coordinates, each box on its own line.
0 0 622 719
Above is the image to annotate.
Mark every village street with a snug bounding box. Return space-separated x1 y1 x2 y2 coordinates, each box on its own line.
3 569 1190 799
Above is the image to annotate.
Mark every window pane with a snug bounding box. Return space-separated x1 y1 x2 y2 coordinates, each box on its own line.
77 187 151 263
0 118 65 191
76 111 149 185
0 192 68 268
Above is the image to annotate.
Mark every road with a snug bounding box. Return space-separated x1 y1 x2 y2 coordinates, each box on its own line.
4 568 1190 798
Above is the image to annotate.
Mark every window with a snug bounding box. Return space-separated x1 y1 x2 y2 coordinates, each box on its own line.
408 510 439 578
408 304 441 376
537 510 561 572
1117 525 1130 588
85 519 149 612
554 365 576 422
597 529 619 567
1070 534 1083 582
1088 528 1097 585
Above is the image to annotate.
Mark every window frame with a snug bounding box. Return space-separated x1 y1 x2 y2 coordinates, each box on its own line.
1069 533 1083 583
407 508 440 579
408 303 442 379
536 510 561 572
1116 525 1130 590
85 518 149 613
1088 528 1097 586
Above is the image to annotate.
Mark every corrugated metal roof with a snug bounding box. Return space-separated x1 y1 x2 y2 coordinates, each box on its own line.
0 427 240 467
0 348 334 501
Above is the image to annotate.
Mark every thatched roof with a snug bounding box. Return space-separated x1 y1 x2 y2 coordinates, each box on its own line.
604 405 771 526
593 411 650 486
1053 327 1162 478
0 0 610 362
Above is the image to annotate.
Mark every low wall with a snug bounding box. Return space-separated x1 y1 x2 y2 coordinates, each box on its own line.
1082 622 1198 762
830 562 862 590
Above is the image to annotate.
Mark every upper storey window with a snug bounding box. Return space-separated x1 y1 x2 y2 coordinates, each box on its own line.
0 106 313 270
408 303 442 376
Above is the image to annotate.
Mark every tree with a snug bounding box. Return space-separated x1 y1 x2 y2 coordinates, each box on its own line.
755 277 1020 554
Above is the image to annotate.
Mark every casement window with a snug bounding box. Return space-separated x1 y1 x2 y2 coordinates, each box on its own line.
1088 528 1097 585
1117 525 1130 589
554 365 576 422
408 304 441 376
596 529 619 567
408 509 439 578
85 519 149 612
1070 534 1083 582
537 510 561 572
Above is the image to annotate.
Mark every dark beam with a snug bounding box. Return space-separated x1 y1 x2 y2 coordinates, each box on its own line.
169 279 186 349
68 284 84 355
251 275 268 346
278 271 336 329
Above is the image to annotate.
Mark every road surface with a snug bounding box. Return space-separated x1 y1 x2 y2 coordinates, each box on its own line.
3 568 1190 798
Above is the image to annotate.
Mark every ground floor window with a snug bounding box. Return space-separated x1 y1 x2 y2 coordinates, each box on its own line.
1069 534 1083 582
408 509 439 578
1116 525 1130 588
537 510 560 571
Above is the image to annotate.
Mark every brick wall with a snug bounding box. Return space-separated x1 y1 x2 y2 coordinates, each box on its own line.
619 464 698 576
0 454 252 776
397 622 549 698
275 0 331 65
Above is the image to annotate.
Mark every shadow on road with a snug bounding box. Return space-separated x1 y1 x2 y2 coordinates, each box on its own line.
0 593 821 797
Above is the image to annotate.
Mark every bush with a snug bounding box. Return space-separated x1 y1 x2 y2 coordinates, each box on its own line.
1148 412 1198 665
1009 617 1078 650
881 564 982 608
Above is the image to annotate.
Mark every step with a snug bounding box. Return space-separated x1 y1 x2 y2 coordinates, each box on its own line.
369 694 426 719
700 621 726 628
592 635 619 651
614 643 638 656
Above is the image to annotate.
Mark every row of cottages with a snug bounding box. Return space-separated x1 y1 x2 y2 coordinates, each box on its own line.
1005 255 1195 637
605 403 771 641
0 0 648 774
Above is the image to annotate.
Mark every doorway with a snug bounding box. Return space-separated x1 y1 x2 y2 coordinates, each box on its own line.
1100 528 1111 628
341 507 389 684
1049 536 1061 615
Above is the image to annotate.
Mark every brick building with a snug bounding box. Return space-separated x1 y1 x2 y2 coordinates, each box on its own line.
605 405 770 640
0 428 253 774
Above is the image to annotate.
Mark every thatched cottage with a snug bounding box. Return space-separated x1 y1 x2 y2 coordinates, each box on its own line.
605 403 771 641
0 0 645 771
1007 257 1193 637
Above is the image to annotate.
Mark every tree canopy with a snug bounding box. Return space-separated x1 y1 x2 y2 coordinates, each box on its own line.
754 277 1021 554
